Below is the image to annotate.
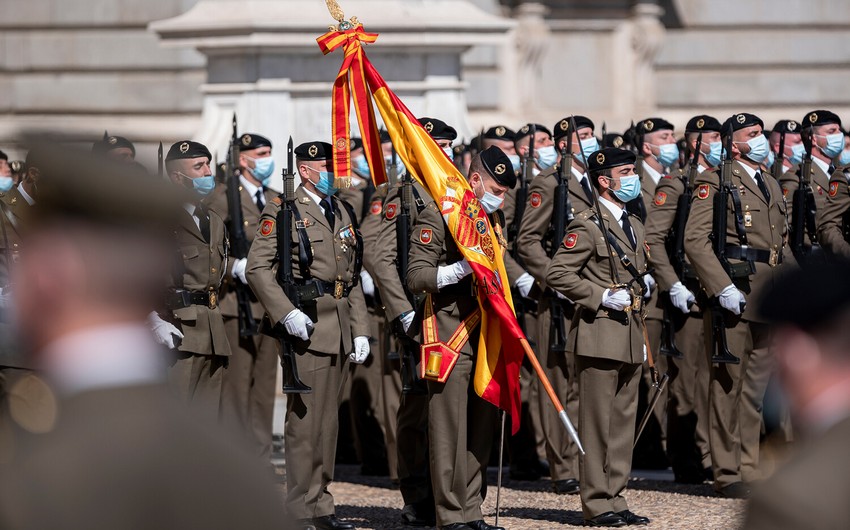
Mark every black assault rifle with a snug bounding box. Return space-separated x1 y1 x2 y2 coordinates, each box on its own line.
790 128 823 263
548 124 573 353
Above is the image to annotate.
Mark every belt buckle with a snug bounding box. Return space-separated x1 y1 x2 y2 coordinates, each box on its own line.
768 249 779 267
333 280 344 300
208 290 218 309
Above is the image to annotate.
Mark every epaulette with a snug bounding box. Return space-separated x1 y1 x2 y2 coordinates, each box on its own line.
272 196 282 206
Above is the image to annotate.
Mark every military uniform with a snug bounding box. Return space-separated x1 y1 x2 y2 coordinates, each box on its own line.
683 114 792 494
246 141 369 524
818 170 850 259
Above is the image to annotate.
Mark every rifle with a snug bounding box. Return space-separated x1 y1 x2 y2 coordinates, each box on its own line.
659 134 702 359
790 128 822 263
772 131 786 182
157 141 164 178
275 137 312 394
225 114 258 338
548 124 574 353
507 125 535 332
708 126 741 364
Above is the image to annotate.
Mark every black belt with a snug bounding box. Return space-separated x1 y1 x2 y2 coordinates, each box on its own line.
167 289 218 310
440 277 475 297
725 245 783 266
299 279 354 300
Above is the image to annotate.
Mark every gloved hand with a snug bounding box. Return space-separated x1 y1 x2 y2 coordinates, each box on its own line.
349 335 371 364
669 281 696 314
399 311 415 333
282 309 315 341
601 288 632 311
436 259 473 289
718 284 746 315
360 270 375 297
148 311 183 349
232 257 248 284
555 290 568 301
643 274 656 299
643 344 648 362
514 273 535 298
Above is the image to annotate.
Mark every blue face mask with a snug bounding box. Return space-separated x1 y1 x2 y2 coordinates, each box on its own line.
818 132 845 158
788 143 806 166
705 141 723 167
839 149 850 167
536 145 558 169
577 137 600 163
507 154 521 173
192 175 216 197
650 143 679 167
249 156 274 185
0 176 12 193
612 174 641 203
385 157 405 176
306 167 338 196
353 155 370 177
443 146 454 161
742 135 769 164
765 150 775 169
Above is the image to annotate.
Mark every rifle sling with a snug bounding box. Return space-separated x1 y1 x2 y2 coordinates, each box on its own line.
289 202 314 281
592 215 647 291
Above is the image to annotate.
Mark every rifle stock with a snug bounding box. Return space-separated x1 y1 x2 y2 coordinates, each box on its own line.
548 125 574 353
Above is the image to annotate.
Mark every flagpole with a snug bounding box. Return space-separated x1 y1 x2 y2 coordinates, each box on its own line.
494 410 506 527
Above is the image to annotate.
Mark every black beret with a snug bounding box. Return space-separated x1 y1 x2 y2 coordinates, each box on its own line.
294 141 333 161
165 140 212 162
453 144 470 157
803 110 842 129
379 129 391 144
759 259 850 330
601 133 625 149
553 116 595 141
483 126 516 142
515 123 552 142
771 120 803 135
0 150 6 161
478 146 517 189
350 137 363 151
92 135 136 156
238 133 272 152
635 118 675 136
587 147 636 173
721 113 764 137
686 115 722 134
418 118 457 141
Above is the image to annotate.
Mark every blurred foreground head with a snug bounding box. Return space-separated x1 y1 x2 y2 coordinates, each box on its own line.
11 139 186 356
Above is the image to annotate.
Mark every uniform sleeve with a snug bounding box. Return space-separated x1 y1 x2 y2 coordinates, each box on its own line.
406 203 445 295
545 219 605 310
502 186 517 230
370 191 415 321
517 175 555 284
246 203 295 324
359 201 382 275
348 277 371 338
683 172 731 297
816 173 850 259
644 178 681 292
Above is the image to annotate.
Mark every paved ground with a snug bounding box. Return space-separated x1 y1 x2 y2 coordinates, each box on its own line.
288 465 747 530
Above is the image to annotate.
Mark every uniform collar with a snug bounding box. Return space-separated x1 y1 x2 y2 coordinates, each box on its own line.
598 196 625 222
812 156 831 175
643 163 663 186
738 160 759 181
301 184 327 211
239 174 262 198
570 165 587 183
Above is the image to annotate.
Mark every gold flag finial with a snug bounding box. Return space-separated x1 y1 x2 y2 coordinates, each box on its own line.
324 0 360 31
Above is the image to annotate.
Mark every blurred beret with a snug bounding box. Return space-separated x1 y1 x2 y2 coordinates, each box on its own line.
238 133 272 152
483 126 516 142
601 133 625 149
686 115 722 134
722 113 764 137
418 118 457 141
759 259 850 330
636 118 675 136
515 123 552 142
553 116 595 142
771 120 803 135
349 137 363 151
165 140 212 162
803 110 842 128
478 146 517 189
379 129 392 144
0 150 6 161
294 141 333 161
587 147 636 173
92 135 135 156
453 144 470 158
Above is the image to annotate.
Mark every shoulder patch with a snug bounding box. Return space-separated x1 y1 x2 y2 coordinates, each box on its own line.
530 192 542 208
782 188 788 198
563 232 579 249
697 184 710 200
260 219 275 237
829 181 839 197
419 228 433 244
271 196 282 206
653 191 667 206
385 203 398 220
370 200 382 216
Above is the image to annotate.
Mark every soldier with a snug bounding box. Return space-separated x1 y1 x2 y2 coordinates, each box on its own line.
644 114 722 483
768 120 804 178
205 132 280 459
518 115 599 495
246 141 370 530
684 113 791 498
0 151 11 192
92 134 136 162
546 147 651 527
406 145 517 530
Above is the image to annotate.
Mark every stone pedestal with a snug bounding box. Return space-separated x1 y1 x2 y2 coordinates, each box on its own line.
150 0 513 182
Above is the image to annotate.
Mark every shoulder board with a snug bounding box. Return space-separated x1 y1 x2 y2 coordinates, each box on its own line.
272 196 282 205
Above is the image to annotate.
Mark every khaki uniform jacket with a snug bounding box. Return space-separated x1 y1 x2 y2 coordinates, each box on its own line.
0 187 28 289
546 208 649 364
205 182 279 319
683 160 790 323
246 187 370 355
779 160 831 248
816 170 850 259
518 164 594 289
167 207 233 358
359 185 385 276
338 174 370 224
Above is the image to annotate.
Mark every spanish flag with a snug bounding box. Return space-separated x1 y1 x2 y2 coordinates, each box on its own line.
318 25 526 433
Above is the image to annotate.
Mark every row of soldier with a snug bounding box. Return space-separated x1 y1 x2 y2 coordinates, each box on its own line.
1 108 849 529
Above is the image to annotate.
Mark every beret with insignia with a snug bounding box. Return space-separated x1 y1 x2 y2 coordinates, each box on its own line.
92 135 136 156
483 125 516 142
453 144 470 157
238 133 272 152
802 109 842 129
602 133 625 149
685 115 722 133
478 145 517 189
166 140 212 162
553 116 595 142
294 141 333 161
771 120 802 135
350 137 363 151
587 147 636 173
722 113 764 137
635 117 675 136
515 123 552 142
418 117 457 141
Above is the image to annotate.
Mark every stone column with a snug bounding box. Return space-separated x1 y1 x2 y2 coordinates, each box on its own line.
514 2 551 113
612 0 666 122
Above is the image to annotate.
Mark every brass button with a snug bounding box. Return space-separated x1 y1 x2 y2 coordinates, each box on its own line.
211 267 217 273
243 221 249 226
771 225 775 229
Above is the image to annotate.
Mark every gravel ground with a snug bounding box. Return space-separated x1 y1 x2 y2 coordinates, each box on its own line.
291 465 747 530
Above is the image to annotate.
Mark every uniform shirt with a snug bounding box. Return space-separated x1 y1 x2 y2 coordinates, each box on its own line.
182 203 202 232
599 196 633 240
643 164 663 189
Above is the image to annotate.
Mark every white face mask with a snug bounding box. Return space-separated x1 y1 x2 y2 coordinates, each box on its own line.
475 179 503 213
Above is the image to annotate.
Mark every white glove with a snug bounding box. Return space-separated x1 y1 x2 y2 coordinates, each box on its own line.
514 273 535 298
601 288 632 311
643 274 656 299
148 311 183 349
718 284 746 315
400 311 415 333
349 335 371 364
436 259 473 289
360 270 375 297
643 344 648 362
282 309 315 341
232 257 248 284
669 281 696 314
